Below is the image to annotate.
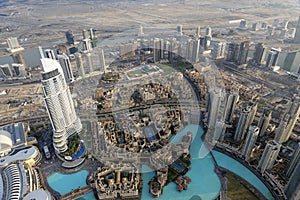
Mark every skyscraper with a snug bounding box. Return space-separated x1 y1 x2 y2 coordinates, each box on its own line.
258 108 272 136
82 29 90 40
177 25 183 36
138 25 144 37
285 159 300 200
206 88 226 141
238 19 247 30
6 37 24 53
253 43 267 65
11 63 26 77
286 142 300 177
153 38 163 63
257 140 281 173
207 88 226 128
188 38 200 64
205 26 212 37
40 57 82 153
223 90 239 123
203 35 211 50
89 28 95 40
226 42 239 62
86 52 94 73
195 26 201 38
75 52 85 78
236 41 250 65
99 49 106 72
242 125 259 161
57 54 74 83
234 102 257 142
212 42 226 60
83 38 92 52
65 30 75 45
265 48 281 68
294 16 300 43
274 97 300 143
248 101 257 126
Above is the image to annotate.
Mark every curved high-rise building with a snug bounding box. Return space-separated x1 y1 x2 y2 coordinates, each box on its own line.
41 58 82 153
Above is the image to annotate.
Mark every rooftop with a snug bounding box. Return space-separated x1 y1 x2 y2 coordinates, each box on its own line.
0 145 38 167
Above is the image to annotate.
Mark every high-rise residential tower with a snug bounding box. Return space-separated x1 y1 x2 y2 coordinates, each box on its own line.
65 30 75 45
236 41 250 65
294 16 300 43
274 97 300 143
257 140 281 173
83 39 92 52
253 43 267 65
177 25 183 36
99 49 106 72
40 56 82 153
195 26 201 38
205 26 212 37
234 102 257 142
153 38 163 63
75 52 85 78
258 108 272 136
242 125 259 161
265 47 281 68
206 88 226 141
285 159 300 200
223 90 239 123
212 42 226 60
57 54 74 83
286 142 300 177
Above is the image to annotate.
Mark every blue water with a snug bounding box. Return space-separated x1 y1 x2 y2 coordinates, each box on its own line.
212 150 274 200
76 191 97 200
46 124 273 200
72 142 86 160
47 170 96 199
142 125 221 200
142 124 274 200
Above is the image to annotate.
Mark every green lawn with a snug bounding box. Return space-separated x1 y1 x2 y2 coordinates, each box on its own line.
226 172 261 200
157 63 175 73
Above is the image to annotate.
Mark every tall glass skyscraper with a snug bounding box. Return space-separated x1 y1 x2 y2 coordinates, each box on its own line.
294 16 300 43
41 57 82 153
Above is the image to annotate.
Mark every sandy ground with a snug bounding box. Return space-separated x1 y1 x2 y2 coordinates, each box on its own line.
0 0 300 51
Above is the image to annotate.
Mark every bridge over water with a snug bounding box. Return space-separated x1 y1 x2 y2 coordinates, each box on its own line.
61 185 93 200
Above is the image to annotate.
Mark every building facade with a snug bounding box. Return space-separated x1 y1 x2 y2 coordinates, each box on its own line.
258 108 272 136
274 97 300 143
57 54 74 83
41 58 82 153
257 140 281 173
242 125 259 161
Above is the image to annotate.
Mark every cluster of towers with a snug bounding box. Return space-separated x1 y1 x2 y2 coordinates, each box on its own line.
136 25 215 64
206 86 300 198
43 29 106 83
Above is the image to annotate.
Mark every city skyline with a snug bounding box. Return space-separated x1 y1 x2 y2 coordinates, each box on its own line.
0 1 300 200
